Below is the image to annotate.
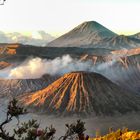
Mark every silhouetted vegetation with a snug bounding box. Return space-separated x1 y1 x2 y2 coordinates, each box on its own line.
0 99 87 140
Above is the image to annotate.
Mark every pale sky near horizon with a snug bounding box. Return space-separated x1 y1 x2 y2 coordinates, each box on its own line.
0 0 140 37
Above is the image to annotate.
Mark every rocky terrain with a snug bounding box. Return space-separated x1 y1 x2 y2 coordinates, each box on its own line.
0 74 58 98
104 54 140 93
130 32 140 39
0 61 11 69
79 49 140 93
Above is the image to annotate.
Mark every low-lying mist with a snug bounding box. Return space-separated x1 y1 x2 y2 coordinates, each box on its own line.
0 55 96 79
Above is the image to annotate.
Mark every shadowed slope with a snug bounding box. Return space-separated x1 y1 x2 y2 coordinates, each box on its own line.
0 74 58 98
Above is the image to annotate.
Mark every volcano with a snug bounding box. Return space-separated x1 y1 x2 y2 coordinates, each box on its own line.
48 21 117 47
20 71 140 116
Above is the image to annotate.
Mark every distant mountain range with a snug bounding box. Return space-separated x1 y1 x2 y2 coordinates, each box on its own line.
0 31 55 46
48 21 140 49
1 21 140 49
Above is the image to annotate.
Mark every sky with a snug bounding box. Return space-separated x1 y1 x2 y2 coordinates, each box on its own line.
0 0 140 37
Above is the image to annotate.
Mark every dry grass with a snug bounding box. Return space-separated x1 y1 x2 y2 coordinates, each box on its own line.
90 128 140 140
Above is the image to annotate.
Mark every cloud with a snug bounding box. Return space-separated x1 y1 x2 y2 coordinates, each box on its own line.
2 54 127 79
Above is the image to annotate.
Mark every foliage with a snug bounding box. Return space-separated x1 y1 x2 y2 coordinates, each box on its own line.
14 119 56 140
0 98 27 140
0 99 87 140
59 120 87 140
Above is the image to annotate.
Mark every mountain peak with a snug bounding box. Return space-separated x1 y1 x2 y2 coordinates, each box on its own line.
78 20 101 27
48 21 117 47
75 21 106 31
72 21 116 35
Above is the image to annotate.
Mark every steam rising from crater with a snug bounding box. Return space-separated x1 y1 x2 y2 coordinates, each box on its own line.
8 55 96 79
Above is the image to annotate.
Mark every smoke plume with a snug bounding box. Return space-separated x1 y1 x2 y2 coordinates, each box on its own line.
8 55 96 79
